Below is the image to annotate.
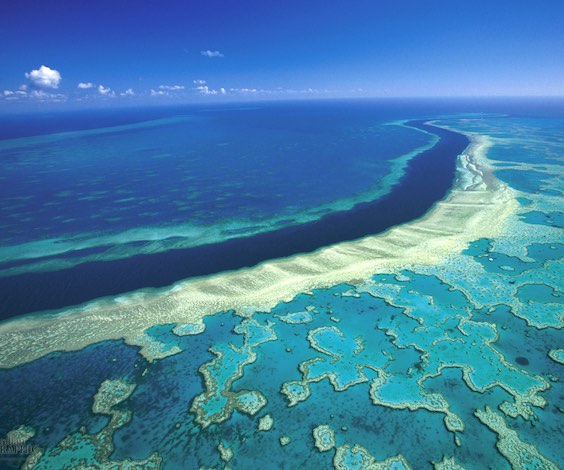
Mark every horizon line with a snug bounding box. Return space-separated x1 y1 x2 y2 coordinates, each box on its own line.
2 94 564 116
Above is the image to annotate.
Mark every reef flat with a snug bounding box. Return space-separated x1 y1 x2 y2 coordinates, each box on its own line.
0 111 562 469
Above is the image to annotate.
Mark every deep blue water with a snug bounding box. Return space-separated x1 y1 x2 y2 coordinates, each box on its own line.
0 103 433 247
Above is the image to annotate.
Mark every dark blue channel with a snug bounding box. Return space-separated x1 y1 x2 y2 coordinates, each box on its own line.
0 121 468 319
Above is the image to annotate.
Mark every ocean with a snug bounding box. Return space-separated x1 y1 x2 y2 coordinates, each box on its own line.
0 98 562 469
0 101 456 316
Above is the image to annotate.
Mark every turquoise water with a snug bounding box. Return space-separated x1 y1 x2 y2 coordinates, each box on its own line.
0 107 563 469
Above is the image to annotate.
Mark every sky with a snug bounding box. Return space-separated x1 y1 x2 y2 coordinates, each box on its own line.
1 0 563 109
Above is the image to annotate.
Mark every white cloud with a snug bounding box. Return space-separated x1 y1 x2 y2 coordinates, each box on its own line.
158 85 184 91
226 86 323 96
150 89 166 96
196 85 218 95
121 88 135 96
284 87 320 94
25 65 62 89
3 89 28 100
29 90 66 101
230 87 262 94
98 85 115 96
200 50 224 58
2 88 65 101
193 79 206 85
78 82 94 89
194 85 227 96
